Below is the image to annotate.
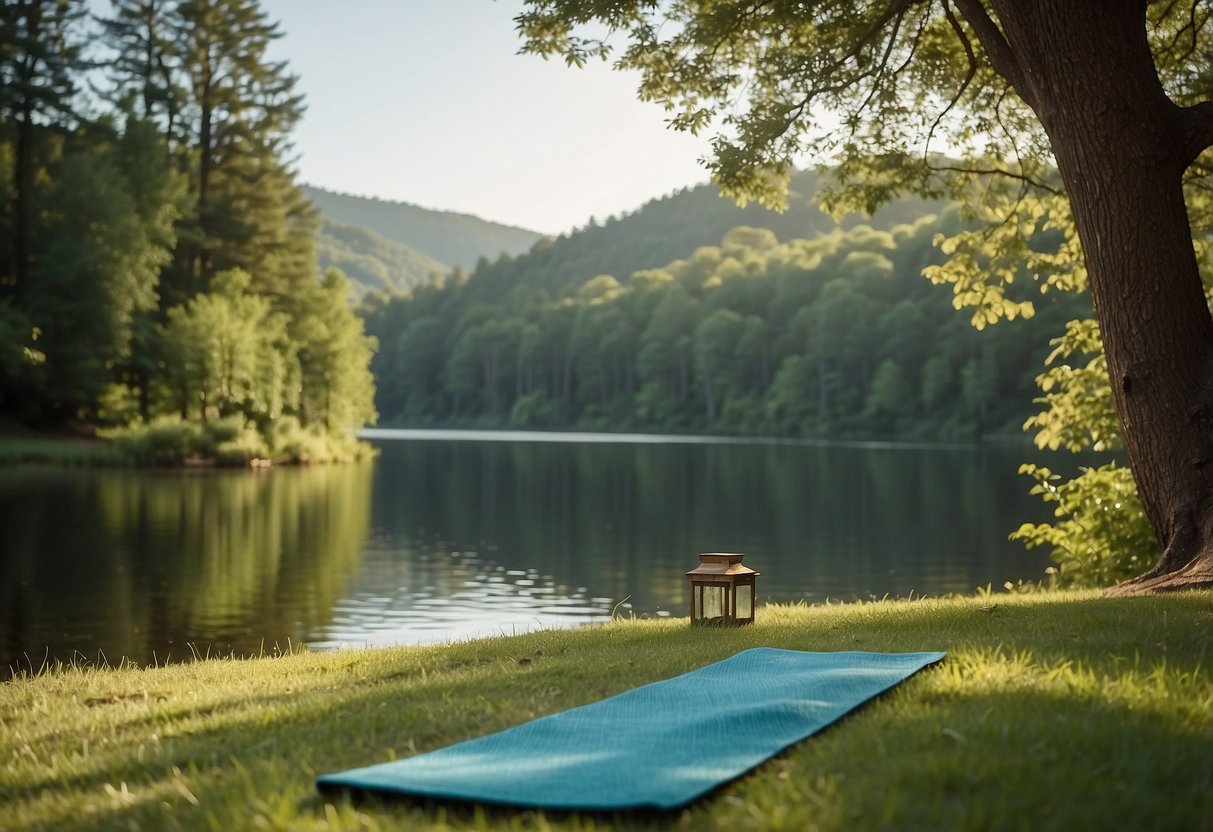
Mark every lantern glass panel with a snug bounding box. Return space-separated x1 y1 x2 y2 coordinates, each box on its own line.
736 584 753 619
702 585 724 621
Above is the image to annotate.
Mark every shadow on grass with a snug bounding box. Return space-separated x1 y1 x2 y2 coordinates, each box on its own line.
16 593 1213 831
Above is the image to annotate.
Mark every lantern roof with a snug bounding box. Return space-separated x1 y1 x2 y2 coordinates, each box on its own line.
685 552 759 579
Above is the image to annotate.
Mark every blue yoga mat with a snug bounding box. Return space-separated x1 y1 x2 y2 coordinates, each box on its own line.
316 647 945 810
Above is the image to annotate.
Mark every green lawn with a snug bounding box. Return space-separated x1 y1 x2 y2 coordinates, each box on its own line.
2 591 1211 831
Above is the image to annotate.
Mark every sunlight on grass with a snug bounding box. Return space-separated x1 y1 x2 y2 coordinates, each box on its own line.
2 591 1210 831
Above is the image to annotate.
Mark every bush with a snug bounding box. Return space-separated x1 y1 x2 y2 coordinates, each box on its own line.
106 417 211 465
104 414 375 467
1011 461 1157 587
213 423 270 467
207 415 246 444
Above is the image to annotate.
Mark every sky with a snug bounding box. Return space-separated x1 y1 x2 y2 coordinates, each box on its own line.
258 1 719 236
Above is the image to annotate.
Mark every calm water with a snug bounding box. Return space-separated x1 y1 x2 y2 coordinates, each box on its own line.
0 431 1053 675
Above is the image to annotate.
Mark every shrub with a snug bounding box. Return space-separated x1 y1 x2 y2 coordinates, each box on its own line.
1011 461 1157 587
106 417 211 465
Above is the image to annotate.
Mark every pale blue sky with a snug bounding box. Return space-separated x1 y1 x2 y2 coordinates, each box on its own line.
258 1 718 235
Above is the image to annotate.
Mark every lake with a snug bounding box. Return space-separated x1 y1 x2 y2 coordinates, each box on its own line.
0 431 1054 675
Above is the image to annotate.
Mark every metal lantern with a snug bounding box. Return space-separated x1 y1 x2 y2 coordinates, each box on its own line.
686 552 759 626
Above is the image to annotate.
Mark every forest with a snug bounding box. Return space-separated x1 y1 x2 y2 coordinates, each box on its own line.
0 0 376 463
363 202 1087 440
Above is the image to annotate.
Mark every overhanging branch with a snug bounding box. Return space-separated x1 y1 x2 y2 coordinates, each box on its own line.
925 160 1062 195
951 0 1031 107
1179 100 1213 167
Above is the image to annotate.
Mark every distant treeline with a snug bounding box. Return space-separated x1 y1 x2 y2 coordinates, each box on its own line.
364 213 1086 439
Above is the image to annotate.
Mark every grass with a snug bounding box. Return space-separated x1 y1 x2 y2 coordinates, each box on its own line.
2 590 1211 831
0 435 127 467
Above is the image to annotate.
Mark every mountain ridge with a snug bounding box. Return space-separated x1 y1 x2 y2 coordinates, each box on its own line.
303 184 545 271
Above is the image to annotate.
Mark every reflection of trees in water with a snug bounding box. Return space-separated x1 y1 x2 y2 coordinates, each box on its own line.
1 441 1052 674
370 440 1051 614
0 464 373 673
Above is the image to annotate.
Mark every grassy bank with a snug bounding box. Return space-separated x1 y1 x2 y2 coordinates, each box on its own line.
2 591 1210 831
0 435 127 467
0 417 376 468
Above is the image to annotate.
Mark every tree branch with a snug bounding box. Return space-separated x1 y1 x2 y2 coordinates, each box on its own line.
924 1 977 159
854 6 911 114
812 0 919 89
950 0 1031 107
925 160 1063 195
1179 100 1213 167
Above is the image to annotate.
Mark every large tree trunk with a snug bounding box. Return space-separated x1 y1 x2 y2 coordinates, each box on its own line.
975 0 1213 592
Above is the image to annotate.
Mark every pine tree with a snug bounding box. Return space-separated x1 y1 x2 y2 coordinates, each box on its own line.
0 0 86 299
166 0 308 305
95 0 184 152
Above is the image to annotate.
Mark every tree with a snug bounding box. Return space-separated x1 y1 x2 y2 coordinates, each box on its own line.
22 121 180 421
168 0 307 300
291 268 377 435
160 268 288 423
693 308 744 422
0 0 86 299
518 0 1213 594
865 358 912 433
390 316 447 420
96 0 183 142
636 283 698 407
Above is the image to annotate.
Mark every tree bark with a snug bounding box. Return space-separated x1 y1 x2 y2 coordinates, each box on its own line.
975 0 1213 593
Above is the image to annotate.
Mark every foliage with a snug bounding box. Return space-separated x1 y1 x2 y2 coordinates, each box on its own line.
0 0 377 460
315 217 447 298
515 0 1213 590
367 215 1086 440
105 412 375 467
0 299 44 404
158 268 293 422
0 434 126 466
2 591 1211 830
104 415 213 465
1012 463 1157 587
291 269 379 436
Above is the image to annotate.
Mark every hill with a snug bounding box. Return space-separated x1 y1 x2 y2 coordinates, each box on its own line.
360 170 1085 439
303 185 545 270
314 218 447 298
431 169 946 299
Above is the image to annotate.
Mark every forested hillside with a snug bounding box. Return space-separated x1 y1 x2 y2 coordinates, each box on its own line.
315 219 446 298
303 186 544 270
415 170 944 300
364 209 1087 439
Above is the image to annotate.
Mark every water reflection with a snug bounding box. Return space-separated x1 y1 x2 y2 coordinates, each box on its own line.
315 545 611 648
0 464 373 673
361 434 1051 627
0 433 1054 674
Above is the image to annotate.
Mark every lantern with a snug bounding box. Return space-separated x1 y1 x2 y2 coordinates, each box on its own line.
686 553 759 626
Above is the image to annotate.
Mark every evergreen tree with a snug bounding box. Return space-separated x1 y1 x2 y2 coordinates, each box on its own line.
0 0 86 299
167 0 307 304
95 0 183 144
